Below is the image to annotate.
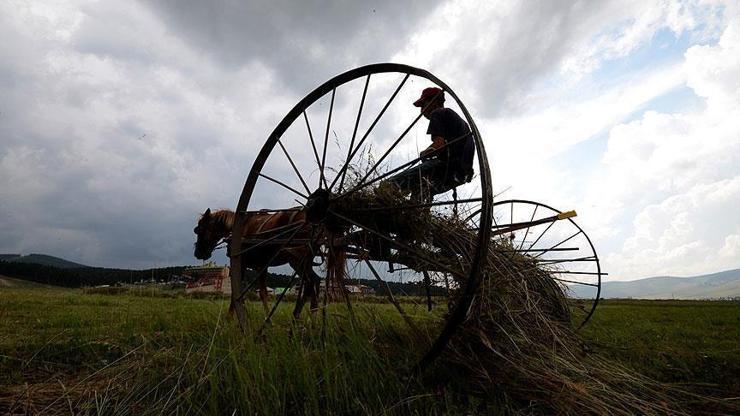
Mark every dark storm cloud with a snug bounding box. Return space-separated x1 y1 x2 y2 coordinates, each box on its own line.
142 0 440 92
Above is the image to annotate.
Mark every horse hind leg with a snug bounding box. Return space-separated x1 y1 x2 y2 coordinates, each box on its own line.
290 257 321 320
291 259 312 320
292 278 309 320
308 269 321 315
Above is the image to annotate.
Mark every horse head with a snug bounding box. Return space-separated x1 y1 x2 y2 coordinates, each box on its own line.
193 208 231 260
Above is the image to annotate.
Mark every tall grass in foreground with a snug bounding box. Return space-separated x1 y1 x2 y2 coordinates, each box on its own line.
2 289 738 414
0 289 476 415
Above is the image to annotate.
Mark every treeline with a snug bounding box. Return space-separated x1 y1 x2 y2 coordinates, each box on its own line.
358 279 447 297
0 261 189 287
0 260 447 296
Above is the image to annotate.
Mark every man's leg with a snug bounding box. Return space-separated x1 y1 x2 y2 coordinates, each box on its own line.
386 159 447 197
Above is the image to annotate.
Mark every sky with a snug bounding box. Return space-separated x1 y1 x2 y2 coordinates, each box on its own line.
0 0 738 280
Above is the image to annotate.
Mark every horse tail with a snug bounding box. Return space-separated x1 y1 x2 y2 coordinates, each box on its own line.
326 235 347 300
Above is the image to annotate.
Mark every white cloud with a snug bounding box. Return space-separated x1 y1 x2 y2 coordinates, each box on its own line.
719 234 740 259
588 9 740 279
605 177 740 278
484 65 687 204
394 0 724 117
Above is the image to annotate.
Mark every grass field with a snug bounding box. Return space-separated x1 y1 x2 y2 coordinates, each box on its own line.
580 299 740 394
1 285 738 415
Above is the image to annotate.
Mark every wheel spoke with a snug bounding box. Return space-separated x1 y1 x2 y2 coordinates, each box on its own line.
231 221 305 257
303 111 327 189
243 207 302 214
535 256 597 265
277 140 311 194
463 207 482 224
320 88 336 190
258 173 309 200
252 220 306 236
364 259 421 335
533 230 583 259
496 247 578 253
234 272 264 309
517 205 539 252
330 73 410 190
527 219 557 252
258 271 299 333
336 74 371 193
552 277 599 287
551 270 605 276
357 112 424 186
509 201 514 240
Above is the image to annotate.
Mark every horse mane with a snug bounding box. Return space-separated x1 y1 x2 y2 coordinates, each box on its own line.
207 209 236 232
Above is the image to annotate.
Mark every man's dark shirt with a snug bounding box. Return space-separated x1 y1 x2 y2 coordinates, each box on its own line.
426 107 474 177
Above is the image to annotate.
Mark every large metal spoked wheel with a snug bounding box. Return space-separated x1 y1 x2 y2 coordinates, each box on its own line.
491 199 603 328
229 63 493 371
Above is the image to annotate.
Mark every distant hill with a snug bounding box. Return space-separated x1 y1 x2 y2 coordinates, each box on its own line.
569 269 740 299
1 253 89 269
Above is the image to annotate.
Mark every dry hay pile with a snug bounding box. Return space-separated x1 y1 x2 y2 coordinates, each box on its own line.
333 183 732 415
441 244 684 415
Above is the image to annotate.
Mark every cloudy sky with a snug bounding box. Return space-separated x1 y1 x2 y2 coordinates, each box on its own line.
1 0 738 280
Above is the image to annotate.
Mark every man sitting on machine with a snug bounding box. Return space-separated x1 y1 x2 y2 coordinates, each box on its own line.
387 87 475 201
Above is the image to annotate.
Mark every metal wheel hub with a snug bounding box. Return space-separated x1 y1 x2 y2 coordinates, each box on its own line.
305 189 332 223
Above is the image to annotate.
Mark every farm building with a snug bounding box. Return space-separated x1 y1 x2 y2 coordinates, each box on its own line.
184 264 231 295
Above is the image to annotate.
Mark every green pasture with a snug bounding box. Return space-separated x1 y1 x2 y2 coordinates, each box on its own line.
0 287 738 415
579 299 740 392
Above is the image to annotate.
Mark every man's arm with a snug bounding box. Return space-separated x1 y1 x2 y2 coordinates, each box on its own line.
420 136 445 158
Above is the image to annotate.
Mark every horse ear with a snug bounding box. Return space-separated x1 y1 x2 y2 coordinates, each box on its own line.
204 208 211 216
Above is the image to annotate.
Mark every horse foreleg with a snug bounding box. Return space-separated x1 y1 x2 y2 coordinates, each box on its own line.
291 256 311 320
258 270 269 315
291 256 320 320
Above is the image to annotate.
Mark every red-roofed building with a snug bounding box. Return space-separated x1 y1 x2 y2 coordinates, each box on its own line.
185 265 231 294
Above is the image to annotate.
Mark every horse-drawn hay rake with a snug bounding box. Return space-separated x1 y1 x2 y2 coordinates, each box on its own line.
198 64 604 371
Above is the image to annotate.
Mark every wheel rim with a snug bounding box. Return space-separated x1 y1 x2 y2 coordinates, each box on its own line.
491 199 603 328
229 63 494 371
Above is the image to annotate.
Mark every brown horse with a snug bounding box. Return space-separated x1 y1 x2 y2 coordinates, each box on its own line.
193 208 324 319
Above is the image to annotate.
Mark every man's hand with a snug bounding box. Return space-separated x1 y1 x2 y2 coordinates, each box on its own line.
419 136 445 158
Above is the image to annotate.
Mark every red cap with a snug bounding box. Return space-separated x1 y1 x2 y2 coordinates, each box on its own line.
413 87 444 107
